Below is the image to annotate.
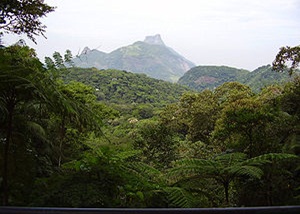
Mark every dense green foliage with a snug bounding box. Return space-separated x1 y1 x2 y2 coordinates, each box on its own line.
241 65 293 92
60 67 192 105
1 46 300 208
178 65 294 92
2 1 299 209
178 66 249 91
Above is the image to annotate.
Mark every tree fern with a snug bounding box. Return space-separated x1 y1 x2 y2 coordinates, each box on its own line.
168 152 298 205
126 161 164 184
164 187 194 208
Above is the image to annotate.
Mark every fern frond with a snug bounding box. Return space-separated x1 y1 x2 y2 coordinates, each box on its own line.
229 165 263 179
261 153 298 161
113 149 141 161
245 153 298 165
168 159 216 182
84 140 104 157
126 161 164 184
164 187 194 208
173 159 216 172
62 159 84 171
214 152 247 166
26 120 46 140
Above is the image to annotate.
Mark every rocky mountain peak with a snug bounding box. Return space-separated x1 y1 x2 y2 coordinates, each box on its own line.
72 35 195 82
81 47 92 55
144 34 165 46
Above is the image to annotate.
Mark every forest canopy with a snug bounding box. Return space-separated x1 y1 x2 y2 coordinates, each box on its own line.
0 46 299 207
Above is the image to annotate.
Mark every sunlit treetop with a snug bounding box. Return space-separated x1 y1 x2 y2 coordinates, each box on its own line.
0 0 55 43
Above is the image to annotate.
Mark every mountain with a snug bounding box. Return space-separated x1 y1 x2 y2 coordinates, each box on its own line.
240 65 292 92
61 67 192 104
72 34 195 82
178 65 293 92
177 66 249 91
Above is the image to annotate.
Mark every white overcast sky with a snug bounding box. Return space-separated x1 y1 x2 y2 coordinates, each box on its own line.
3 0 300 71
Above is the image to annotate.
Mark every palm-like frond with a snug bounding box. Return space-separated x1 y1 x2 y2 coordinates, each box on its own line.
126 161 164 184
168 158 216 181
164 187 195 208
243 153 298 166
228 165 264 179
113 149 141 161
25 121 47 141
214 152 247 166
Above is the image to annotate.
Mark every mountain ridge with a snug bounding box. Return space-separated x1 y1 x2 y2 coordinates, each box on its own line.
178 65 293 92
72 35 195 82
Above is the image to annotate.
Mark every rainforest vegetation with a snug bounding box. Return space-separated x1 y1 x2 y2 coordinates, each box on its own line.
0 0 300 208
0 45 300 207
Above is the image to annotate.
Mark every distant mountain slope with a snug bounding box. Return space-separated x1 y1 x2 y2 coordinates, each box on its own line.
72 34 195 82
61 67 192 104
177 66 249 91
240 65 292 92
178 65 293 92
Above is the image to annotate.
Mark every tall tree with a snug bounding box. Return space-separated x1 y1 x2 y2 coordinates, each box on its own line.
0 0 55 43
186 90 220 144
49 81 103 167
0 45 49 205
0 46 100 205
213 97 275 156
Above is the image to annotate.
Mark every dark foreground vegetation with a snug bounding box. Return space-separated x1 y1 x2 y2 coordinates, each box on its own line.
0 45 300 208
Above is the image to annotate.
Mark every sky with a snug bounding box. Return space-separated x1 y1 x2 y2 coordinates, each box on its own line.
3 0 300 71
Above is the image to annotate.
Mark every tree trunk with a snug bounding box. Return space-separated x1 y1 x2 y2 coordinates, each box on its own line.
58 115 66 167
224 182 230 206
2 100 14 206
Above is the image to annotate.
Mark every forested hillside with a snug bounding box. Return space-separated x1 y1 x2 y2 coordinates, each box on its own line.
177 66 249 91
178 65 293 92
1 45 300 208
241 65 293 91
60 67 192 104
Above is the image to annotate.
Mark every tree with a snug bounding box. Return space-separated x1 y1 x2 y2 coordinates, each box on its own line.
272 45 300 75
0 45 47 205
186 90 220 144
160 92 198 136
49 81 103 167
0 0 55 43
0 46 102 205
131 119 178 169
214 82 254 105
168 152 297 206
212 88 290 157
278 77 300 186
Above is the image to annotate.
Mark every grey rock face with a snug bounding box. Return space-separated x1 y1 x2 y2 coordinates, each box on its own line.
144 34 165 46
